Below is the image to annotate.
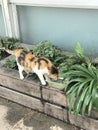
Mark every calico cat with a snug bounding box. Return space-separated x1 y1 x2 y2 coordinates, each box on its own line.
3 48 59 86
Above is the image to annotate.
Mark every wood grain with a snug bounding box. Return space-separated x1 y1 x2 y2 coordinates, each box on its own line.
69 112 98 130
0 85 68 122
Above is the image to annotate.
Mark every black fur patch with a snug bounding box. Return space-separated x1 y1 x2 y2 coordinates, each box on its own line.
18 50 27 65
29 50 33 54
37 58 49 69
30 57 35 61
38 58 49 64
51 66 58 74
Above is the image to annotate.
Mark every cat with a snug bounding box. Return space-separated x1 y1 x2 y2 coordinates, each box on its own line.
3 48 59 86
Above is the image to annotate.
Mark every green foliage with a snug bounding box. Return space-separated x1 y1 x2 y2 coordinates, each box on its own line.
33 40 66 66
0 37 19 50
0 55 3 60
58 43 98 118
65 64 98 118
4 59 17 69
75 42 84 57
93 97 98 111
59 43 91 82
74 42 91 65
0 37 20 61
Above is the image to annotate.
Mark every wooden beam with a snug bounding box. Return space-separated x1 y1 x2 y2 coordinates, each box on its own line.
69 113 98 130
0 84 98 130
0 85 68 122
0 67 67 107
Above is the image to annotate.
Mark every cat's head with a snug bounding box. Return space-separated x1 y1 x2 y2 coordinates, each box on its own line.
49 66 59 80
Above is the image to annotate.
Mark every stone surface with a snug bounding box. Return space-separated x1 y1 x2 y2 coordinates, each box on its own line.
0 97 80 130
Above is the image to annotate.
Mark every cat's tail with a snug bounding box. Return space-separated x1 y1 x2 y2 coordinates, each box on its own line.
0 39 15 55
3 48 15 55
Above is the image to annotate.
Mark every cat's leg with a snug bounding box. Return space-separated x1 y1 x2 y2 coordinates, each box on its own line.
44 74 50 82
19 67 24 80
37 73 47 86
17 63 24 80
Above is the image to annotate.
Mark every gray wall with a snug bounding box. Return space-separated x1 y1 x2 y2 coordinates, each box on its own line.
17 6 98 55
0 6 5 37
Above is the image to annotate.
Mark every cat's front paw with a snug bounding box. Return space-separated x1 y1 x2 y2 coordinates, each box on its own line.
20 76 24 80
40 81 48 87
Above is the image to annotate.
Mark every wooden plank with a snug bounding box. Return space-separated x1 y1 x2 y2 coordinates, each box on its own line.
0 66 67 107
69 113 98 130
0 85 68 122
0 84 98 130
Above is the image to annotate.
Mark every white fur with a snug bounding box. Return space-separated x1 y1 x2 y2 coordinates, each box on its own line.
17 61 49 85
17 62 24 80
33 64 49 85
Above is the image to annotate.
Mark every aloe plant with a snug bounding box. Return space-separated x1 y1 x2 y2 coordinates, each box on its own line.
65 64 98 118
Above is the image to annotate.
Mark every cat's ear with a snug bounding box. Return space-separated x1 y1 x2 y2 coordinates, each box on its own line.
57 67 60 70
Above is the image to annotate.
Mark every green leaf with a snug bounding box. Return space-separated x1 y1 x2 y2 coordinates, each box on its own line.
82 93 91 115
76 82 85 97
75 42 84 57
74 86 88 117
66 82 79 94
68 92 75 114
88 100 93 116
70 65 93 77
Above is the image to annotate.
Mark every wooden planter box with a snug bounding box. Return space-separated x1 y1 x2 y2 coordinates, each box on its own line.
0 44 98 130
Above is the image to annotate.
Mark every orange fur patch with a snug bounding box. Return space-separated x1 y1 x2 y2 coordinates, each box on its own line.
14 49 23 57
